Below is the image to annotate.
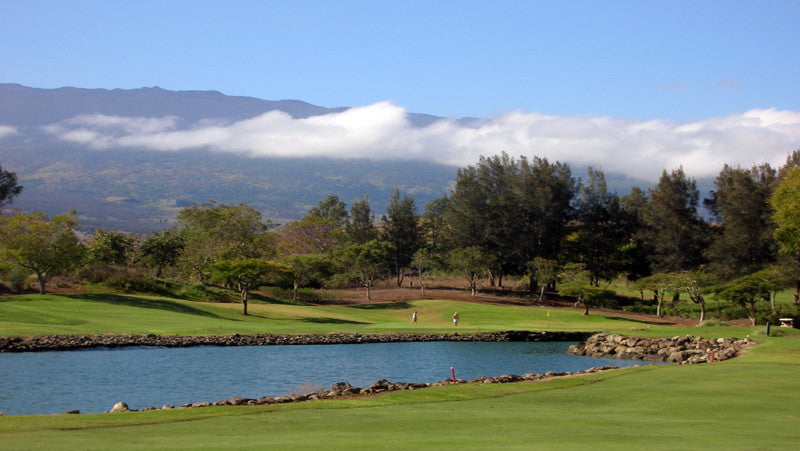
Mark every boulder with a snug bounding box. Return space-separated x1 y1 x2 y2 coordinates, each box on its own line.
109 402 130 413
330 382 353 393
229 397 254 406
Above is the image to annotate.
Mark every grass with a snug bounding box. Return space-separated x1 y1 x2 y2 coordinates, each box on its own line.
1 292 799 449
0 294 693 336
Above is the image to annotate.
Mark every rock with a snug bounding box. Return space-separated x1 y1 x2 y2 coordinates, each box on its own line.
161 405 175 410
62 410 80 414
229 397 254 406
569 333 753 364
109 402 130 413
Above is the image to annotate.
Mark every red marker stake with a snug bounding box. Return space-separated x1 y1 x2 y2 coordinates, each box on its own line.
451 367 456 382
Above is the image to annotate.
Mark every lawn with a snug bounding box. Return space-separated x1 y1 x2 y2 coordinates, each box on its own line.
1 293 798 449
0 293 693 336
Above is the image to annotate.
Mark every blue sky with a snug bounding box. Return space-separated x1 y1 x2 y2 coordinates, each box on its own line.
2 1 800 180
3 0 798 119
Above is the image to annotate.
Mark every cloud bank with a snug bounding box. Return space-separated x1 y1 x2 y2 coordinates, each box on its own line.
0 125 17 139
42 103 800 182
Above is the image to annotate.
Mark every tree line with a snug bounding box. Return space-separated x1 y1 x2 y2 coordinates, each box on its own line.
1 153 800 323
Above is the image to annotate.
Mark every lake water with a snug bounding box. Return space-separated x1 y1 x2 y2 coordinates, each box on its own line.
0 341 649 415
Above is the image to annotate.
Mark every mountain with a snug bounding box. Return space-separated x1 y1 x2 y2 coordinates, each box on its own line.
0 83 442 128
0 84 455 233
0 84 684 234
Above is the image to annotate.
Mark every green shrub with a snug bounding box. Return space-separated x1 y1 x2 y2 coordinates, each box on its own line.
325 273 360 289
623 303 657 315
1 264 31 292
105 270 163 294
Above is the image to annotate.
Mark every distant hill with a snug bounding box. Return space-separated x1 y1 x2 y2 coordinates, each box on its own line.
0 84 691 234
0 84 455 233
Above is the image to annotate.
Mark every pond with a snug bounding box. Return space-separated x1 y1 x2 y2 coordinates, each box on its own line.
0 341 650 415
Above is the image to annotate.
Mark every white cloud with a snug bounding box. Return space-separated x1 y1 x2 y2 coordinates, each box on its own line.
0 125 18 139
42 105 800 182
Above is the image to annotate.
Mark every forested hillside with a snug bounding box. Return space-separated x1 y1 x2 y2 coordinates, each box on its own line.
0 84 648 233
0 84 453 232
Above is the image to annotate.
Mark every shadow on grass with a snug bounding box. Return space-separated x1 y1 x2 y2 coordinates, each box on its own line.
249 292 308 306
299 317 369 325
349 301 412 310
62 294 233 320
603 315 672 325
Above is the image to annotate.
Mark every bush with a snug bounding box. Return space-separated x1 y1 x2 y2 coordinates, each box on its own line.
623 303 657 315
105 270 163 294
325 273 360 289
1 264 31 292
662 302 701 319
78 264 120 284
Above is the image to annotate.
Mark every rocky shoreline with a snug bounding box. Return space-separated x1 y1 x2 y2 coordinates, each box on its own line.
95 364 628 415
0 330 593 353
568 333 754 364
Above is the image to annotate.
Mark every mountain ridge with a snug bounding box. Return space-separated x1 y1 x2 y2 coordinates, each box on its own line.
0 83 665 234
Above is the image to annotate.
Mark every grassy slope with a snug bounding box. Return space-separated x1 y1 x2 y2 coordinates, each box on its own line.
0 294 677 336
1 293 798 449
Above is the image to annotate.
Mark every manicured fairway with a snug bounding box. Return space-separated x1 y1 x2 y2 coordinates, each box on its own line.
0 293 685 336
1 293 798 449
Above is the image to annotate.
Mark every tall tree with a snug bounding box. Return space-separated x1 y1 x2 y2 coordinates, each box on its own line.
338 240 393 299
84 229 137 267
177 202 275 281
209 258 282 315
0 211 83 294
381 189 421 286
528 257 559 301
139 227 185 277
704 164 777 279
712 272 772 326
558 263 614 315
777 149 800 180
515 155 577 268
0 165 22 208
640 168 707 272
673 271 717 322
561 168 632 286
307 194 348 225
448 246 488 297
770 167 800 312
276 215 342 256
420 195 449 254
635 272 680 318
618 186 652 282
345 196 377 244
278 254 331 301
444 153 576 285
